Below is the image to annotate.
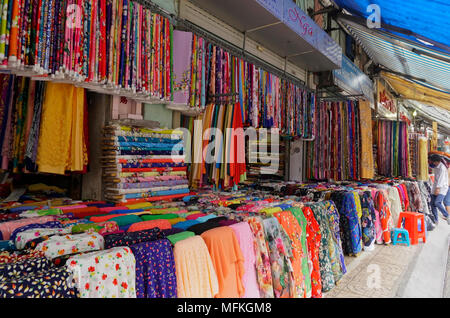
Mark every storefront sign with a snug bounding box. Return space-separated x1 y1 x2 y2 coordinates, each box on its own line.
377 79 397 115
255 0 284 20
257 0 341 68
283 0 341 67
333 54 374 103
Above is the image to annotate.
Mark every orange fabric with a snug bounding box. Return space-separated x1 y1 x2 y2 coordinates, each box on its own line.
127 219 172 233
200 226 245 298
274 211 305 298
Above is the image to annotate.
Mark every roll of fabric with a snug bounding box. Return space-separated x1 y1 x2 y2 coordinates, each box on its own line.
130 239 177 298
173 235 219 298
200 226 245 298
127 219 172 233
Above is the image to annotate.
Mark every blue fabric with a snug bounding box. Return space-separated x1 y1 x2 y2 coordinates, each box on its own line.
172 220 200 231
110 209 145 214
275 204 292 210
0 240 15 252
9 206 40 213
195 215 219 223
119 224 133 232
333 0 450 51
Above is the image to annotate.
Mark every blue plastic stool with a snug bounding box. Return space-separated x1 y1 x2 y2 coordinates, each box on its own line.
391 228 410 246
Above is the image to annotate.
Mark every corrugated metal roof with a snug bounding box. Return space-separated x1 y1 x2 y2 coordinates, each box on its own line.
340 19 450 92
332 0 450 52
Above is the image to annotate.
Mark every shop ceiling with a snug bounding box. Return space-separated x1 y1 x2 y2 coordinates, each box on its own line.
185 0 342 72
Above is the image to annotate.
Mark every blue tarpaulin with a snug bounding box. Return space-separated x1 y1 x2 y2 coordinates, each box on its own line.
332 0 450 53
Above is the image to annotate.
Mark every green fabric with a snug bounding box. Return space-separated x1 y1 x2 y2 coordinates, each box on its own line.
167 231 195 245
108 215 142 227
71 223 102 234
140 214 179 221
23 208 63 217
289 207 312 297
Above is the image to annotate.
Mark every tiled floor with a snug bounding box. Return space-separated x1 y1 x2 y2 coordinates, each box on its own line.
324 243 420 298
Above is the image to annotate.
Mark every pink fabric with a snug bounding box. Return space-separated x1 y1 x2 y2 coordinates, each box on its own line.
0 216 56 240
58 205 88 211
99 206 129 213
186 213 206 220
230 222 260 298
127 220 172 233
90 214 123 223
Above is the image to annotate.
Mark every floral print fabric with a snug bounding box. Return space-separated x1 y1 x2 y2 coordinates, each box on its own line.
36 232 104 259
263 217 295 298
67 247 136 298
246 216 274 298
104 228 164 249
15 227 72 250
288 207 312 298
360 192 376 248
308 203 337 292
301 206 322 298
0 266 78 298
273 211 306 298
0 256 52 281
130 239 177 298
323 201 346 275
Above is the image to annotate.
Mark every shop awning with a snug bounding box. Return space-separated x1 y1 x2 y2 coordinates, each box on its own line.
332 0 450 53
338 18 450 94
381 71 450 112
185 0 342 71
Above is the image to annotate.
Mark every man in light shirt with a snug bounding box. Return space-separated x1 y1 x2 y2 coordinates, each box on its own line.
429 154 450 225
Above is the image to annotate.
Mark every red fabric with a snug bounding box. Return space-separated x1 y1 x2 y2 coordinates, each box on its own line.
186 213 206 220
230 103 246 187
302 206 322 298
99 206 129 214
63 207 100 218
90 214 125 223
127 219 172 232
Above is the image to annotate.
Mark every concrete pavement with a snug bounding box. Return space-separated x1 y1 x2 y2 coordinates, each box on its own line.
324 220 450 298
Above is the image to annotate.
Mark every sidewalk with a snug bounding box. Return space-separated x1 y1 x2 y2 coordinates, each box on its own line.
324 221 450 298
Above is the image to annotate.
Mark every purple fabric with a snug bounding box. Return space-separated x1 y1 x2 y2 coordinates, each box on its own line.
130 239 177 298
122 180 188 189
172 30 193 104
162 228 184 236
218 219 239 226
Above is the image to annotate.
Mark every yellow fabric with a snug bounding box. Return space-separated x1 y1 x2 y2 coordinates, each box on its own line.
168 217 186 225
381 72 450 111
359 100 375 179
418 137 429 181
124 202 153 210
28 183 66 194
36 83 87 175
173 235 219 298
260 207 283 216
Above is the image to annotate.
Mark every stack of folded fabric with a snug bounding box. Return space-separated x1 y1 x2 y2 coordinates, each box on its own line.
102 124 190 203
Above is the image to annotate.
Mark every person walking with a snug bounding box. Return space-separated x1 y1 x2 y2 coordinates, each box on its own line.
429 154 450 225
444 160 450 216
